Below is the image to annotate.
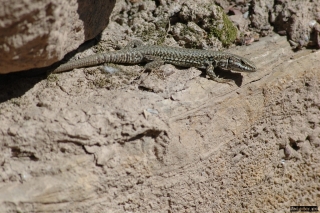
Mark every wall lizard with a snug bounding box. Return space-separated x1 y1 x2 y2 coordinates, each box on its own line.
53 40 256 83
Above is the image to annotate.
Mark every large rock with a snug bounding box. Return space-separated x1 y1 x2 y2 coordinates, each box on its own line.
0 0 115 74
0 0 319 212
0 34 319 212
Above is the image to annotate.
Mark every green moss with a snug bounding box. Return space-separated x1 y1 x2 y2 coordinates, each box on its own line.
138 18 169 45
47 73 59 82
179 23 189 36
208 7 237 47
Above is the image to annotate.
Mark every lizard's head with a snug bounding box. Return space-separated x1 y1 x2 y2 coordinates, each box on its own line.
227 56 257 72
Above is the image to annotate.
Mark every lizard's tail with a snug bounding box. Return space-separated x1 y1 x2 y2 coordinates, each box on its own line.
52 53 110 73
52 51 143 73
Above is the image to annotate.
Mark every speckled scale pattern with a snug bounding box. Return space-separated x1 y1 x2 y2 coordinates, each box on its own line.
53 44 256 77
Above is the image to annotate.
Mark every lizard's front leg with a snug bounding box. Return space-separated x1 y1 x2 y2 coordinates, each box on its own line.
206 63 232 84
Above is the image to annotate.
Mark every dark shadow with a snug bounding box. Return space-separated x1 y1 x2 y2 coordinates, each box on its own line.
0 0 116 104
214 67 244 87
0 74 45 104
0 37 101 104
77 0 116 40
198 67 244 87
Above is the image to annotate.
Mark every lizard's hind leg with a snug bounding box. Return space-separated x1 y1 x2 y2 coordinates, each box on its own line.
144 55 164 71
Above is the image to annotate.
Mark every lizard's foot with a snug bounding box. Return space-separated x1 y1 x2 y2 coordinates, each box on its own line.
206 65 233 85
144 56 164 71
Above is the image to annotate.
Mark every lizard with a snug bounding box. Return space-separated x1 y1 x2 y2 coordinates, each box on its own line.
52 40 256 83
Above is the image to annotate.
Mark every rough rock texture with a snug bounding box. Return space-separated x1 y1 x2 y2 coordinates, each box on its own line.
1 0 320 212
111 0 240 49
0 0 115 74
252 0 320 49
2 0 320 74
1 34 320 212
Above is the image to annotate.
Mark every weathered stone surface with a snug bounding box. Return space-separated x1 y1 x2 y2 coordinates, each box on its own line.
1 33 319 212
0 0 319 212
252 0 320 49
0 0 115 74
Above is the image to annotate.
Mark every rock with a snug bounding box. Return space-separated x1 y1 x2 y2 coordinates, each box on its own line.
0 0 115 74
0 0 320 212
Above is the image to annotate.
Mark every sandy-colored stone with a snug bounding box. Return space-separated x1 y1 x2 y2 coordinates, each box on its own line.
1 33 319 212
0 0 320 212
0 0 115 74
